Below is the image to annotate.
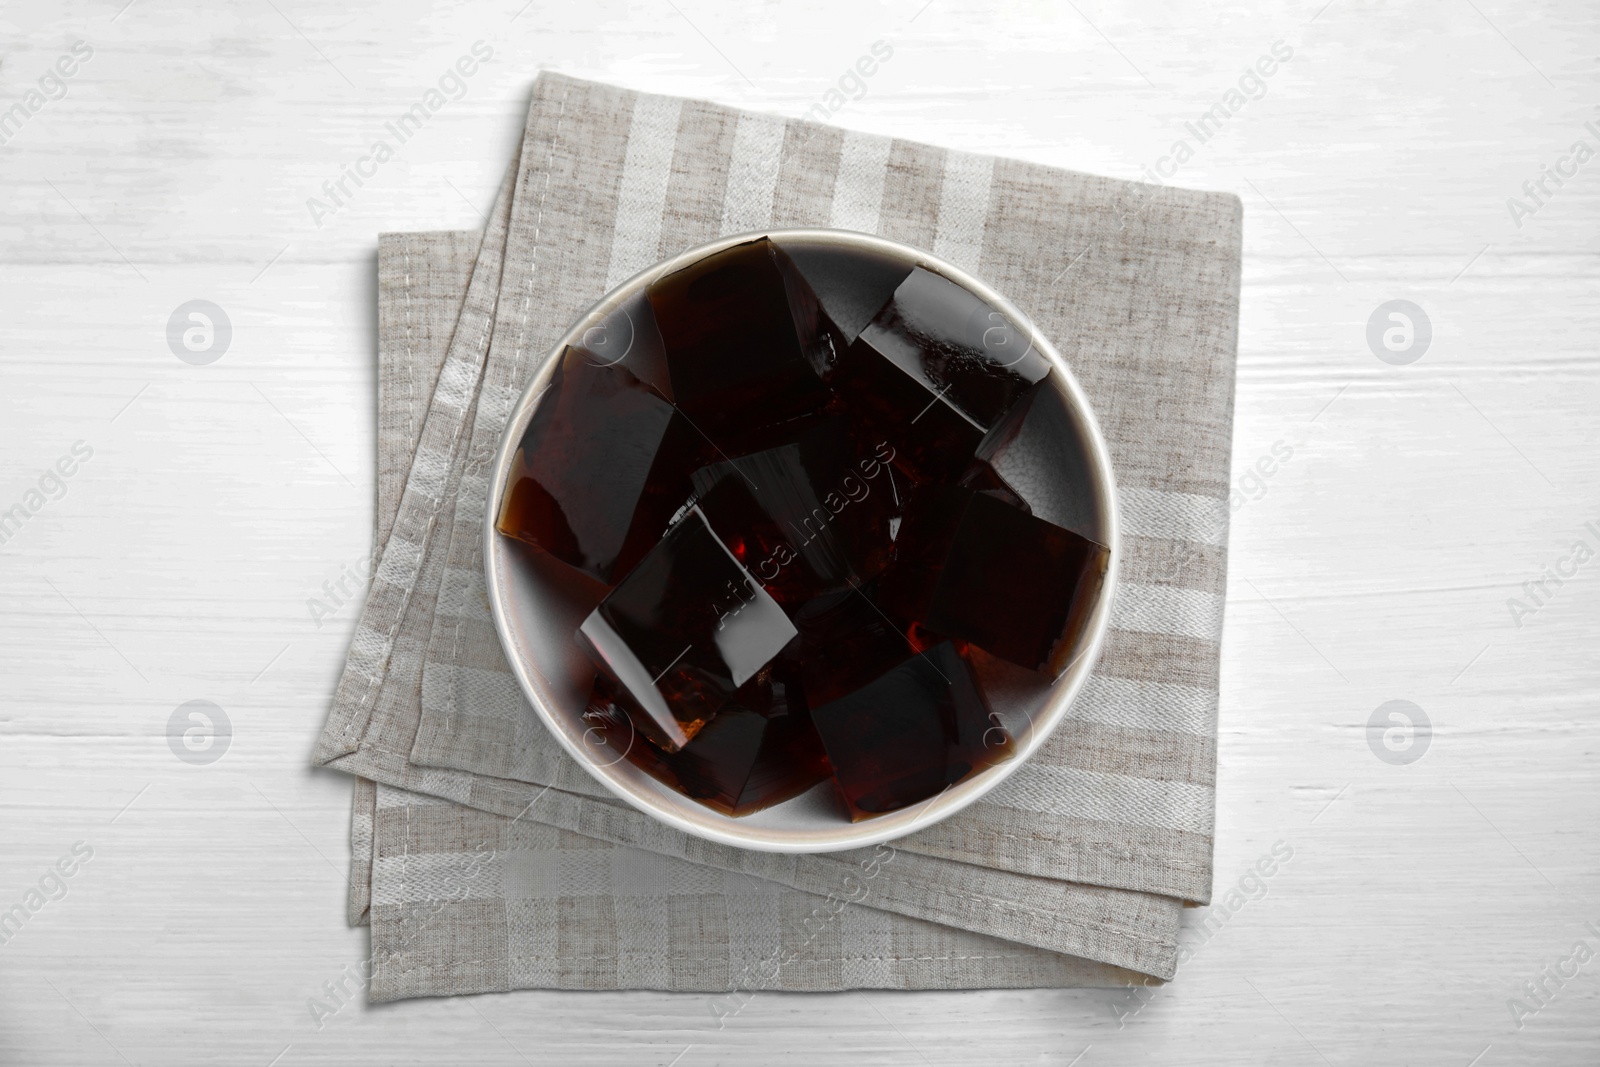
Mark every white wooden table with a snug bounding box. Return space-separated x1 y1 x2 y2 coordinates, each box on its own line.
2 1 1596 1063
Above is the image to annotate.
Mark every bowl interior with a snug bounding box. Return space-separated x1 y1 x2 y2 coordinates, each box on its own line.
484 229 1119 853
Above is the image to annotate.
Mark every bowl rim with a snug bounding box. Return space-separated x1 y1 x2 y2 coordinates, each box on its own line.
483 227 1120 854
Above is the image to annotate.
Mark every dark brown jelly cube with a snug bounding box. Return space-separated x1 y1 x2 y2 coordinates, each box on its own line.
808 641 1011 820
574 287 677 403
962 382 1103 538
690 418 897 605
829 267 1052 482
578 508 797 752
647 237 838 437
880 484 1108 678
784 582 917 707
587 665 830 816
773 238 913 344
494 344 709 584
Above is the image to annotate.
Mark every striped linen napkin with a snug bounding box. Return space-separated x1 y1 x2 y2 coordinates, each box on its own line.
317 72 1240 1001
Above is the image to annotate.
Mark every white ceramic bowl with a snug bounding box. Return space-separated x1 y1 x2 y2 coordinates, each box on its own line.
484 228 1119 854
